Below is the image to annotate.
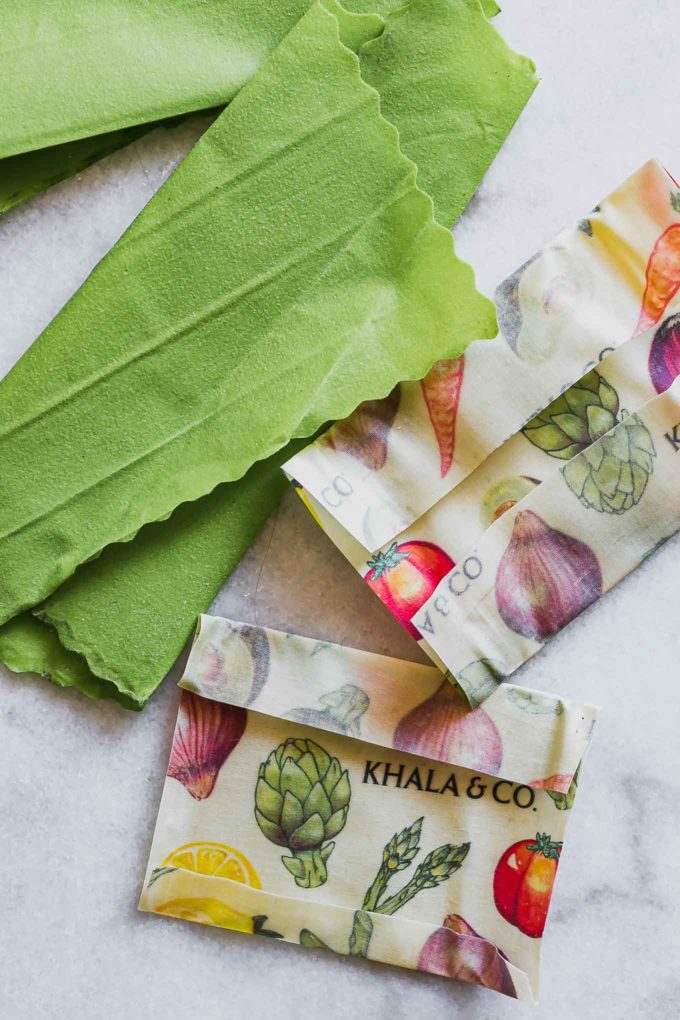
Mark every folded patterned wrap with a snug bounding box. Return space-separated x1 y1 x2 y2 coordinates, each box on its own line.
140 615 597 1002
285 159 680 703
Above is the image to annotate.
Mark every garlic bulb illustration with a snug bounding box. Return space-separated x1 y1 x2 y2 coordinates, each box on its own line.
417 914 516 997
186 622 270 706
494 251 539 353
495 510 603 641
167 690 246 800
394 682 502 775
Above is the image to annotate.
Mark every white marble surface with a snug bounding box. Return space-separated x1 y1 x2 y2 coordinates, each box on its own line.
2 1 680 1016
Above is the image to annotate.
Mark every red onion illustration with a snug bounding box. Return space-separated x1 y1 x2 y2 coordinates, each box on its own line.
648 312 680 393
326 385 400 470
495 510 603 641
417 914 516 997
167 690 246 800
393 682 502 775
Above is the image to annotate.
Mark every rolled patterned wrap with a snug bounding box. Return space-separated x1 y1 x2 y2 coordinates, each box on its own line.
285 159 680 702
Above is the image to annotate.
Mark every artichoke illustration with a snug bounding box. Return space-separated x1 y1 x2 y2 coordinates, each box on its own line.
522 369 656 513
522 369 619 460
562 413 656 513
255 738 350 889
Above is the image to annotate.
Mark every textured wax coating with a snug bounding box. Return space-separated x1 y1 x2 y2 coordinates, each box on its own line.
0 0 536 221
0 2 498 697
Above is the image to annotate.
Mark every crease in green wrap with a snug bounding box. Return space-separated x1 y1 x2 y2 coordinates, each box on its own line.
1 0 535 708
0 0 532 219
0 0 496 626
38 443 306 708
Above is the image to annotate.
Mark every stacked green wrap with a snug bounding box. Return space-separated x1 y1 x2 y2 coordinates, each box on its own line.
0 0 536 708
0 0 525 218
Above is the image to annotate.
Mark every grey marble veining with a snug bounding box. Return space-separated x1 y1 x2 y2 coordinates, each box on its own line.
2 2 680 1017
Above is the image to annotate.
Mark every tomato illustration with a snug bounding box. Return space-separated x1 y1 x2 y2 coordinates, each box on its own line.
364 540 454 639
493 832 562 938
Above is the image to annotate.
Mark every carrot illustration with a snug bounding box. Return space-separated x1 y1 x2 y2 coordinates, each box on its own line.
421 356 465 477
635 223 680 335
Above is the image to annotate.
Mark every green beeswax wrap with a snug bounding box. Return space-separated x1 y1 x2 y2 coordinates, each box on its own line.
358 0 536 227
0 1 534 219
36 444 307 707
140 615 597 1002
0 613 137 708
287 159 680 700
0 110 221 218
0 445 299 708
0 1 496 632
0 0 535 708
0 0 312 159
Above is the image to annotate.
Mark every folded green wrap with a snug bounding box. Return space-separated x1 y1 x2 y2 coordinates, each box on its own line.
0 0 535 708
0 443 305 708
0 0 533 220
0 1 495 624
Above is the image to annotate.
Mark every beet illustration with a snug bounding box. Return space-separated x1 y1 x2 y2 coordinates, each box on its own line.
649 312 680 394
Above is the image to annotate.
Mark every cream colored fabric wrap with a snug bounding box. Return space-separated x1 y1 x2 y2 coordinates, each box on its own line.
285 159 680 700
140 616 598 1003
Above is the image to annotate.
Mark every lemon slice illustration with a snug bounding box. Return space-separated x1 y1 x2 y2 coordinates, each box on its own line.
156 897 255 933
162 841 261 888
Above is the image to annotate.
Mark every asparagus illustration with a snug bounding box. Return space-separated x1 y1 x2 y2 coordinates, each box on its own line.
361 817 423 912
522 369 656 513
254 738 351 889
299 817 470 958
542 765 580 811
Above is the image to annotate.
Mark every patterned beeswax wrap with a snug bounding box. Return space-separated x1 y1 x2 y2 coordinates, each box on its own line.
285 159 680 703
140 615 598 1003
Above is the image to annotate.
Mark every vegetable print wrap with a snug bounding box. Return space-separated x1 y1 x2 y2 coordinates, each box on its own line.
140 615 598 1003
285 159 680 702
